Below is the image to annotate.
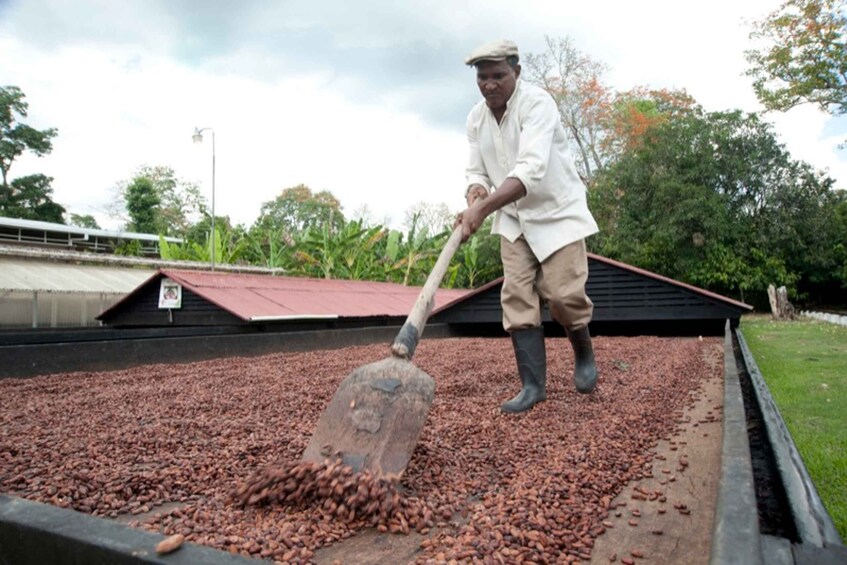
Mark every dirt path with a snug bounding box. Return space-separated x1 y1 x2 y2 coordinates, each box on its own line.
590 341 724 564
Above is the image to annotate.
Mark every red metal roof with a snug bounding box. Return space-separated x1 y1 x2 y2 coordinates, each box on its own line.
157 269 469 321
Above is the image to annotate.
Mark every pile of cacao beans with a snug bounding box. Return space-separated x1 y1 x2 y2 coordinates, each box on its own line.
0 336 720 563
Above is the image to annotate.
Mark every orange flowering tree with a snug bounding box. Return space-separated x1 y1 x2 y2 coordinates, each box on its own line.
745 0 846 118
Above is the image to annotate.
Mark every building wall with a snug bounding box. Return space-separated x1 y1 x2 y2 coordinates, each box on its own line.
99 280 244 327
0 291 125 329
0 256 154 329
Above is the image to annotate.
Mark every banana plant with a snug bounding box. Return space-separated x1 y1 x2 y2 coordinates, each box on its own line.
158 225 250 265
393 213 448 286
289 219 368 279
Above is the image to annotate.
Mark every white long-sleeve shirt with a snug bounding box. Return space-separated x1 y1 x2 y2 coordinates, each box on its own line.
465 79 599 262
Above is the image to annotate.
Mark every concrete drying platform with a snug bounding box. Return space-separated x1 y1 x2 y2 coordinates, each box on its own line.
1 323 844 564
590 343 723 564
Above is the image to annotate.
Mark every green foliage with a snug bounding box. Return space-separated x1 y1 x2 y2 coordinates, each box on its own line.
0 86 63 221
0 86 58 187
215 225 254 265
590 103 843 308
834 197 847 286
111 165 204 237
391 214 445 286
69 213 100 229
0 173 65 223
741 316 847 538
449 217 502 289
114 239 143 257
159 224 251 265
140 165 205 237
253 184 344 235
240 210 503 290
688 244 798 304
125 176 160 234
745 0 847 116
182 214 239 265
292 219 387 280
241 189 502 288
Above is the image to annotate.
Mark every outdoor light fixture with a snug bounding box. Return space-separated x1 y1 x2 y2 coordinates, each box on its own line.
192 127 216 270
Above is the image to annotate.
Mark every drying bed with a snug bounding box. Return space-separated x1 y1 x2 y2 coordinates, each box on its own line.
0 336 722 563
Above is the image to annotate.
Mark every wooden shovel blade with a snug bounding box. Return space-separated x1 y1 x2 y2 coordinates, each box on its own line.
302 356 435 477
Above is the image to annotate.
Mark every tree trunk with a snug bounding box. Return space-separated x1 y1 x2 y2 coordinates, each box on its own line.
767 284 795 320
777 286 795 320
768 284 779 317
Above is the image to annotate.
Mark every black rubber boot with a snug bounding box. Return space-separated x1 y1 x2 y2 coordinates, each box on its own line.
567 326 597 393
501 326 547 413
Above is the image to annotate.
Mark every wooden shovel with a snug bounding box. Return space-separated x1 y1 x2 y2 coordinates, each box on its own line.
301 226 464 477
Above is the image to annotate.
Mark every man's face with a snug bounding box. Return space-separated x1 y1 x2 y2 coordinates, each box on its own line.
476 59 520 112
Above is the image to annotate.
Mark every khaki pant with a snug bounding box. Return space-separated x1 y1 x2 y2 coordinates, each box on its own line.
500 236 593 332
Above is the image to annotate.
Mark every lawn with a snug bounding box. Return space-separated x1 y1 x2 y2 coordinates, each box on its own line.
740 315 847 541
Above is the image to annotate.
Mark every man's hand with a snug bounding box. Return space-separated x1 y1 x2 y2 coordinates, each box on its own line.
457 178 524 242
466 185 488 206
455 201 487 242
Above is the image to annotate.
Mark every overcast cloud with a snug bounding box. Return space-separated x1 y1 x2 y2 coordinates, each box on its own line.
1 0 845 231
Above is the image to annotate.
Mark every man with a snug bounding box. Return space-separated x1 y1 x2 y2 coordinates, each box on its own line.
456 39 600 413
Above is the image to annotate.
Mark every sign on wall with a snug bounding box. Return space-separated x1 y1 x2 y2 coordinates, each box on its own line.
158 278 182 309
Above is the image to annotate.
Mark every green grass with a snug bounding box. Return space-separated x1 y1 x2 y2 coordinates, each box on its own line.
740 315 847 540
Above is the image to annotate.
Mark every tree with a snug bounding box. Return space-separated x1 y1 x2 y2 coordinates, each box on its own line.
403 201 454 236
125 176 160 234
523 36 614 182
109 165 205 236
0 174 65 223
601 88 696 157
141 165 205 236
591 104 841 306
253 184 344 238
0 86 57 187
833 195 847 289
69 213 100 229
184 213 232 249
745 0 847 117
0 86 63 221
750 163 846 302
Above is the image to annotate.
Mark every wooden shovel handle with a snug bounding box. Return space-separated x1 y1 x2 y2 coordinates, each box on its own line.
391 226 464 360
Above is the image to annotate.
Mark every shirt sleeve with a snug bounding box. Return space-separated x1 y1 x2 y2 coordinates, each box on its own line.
465 110 492 195
507 92 559 194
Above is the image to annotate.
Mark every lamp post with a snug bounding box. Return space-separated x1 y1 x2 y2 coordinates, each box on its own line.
192 127 216 270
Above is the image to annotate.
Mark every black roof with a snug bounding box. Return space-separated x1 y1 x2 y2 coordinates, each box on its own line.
432 253 752 336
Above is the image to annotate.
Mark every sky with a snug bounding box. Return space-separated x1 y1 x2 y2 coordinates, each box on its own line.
1 0 845 232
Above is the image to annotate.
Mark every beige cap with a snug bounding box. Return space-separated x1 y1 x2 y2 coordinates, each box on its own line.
464 39 519 66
